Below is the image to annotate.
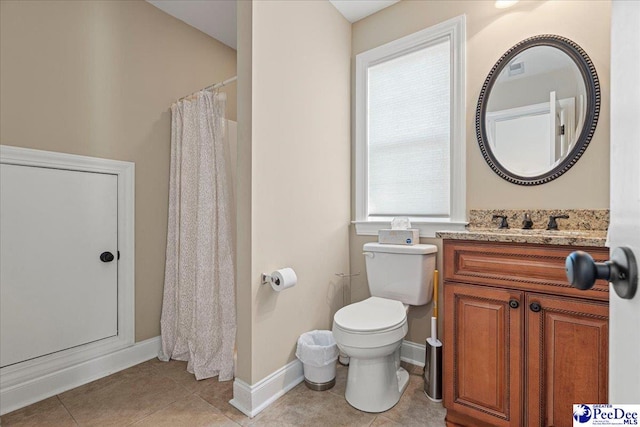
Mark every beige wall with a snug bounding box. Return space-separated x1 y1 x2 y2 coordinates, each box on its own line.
236 0 351 384
0 0 237 341
235 0 254 385
350 0 611 344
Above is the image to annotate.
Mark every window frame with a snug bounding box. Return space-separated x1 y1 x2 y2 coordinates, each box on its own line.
354 15 467 238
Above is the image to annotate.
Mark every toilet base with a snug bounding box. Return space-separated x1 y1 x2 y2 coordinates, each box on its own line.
344 351 410 413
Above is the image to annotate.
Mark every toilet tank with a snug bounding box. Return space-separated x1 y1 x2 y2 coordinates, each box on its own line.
363 242 437 306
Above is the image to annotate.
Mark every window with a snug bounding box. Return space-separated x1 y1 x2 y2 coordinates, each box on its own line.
354 15 467 237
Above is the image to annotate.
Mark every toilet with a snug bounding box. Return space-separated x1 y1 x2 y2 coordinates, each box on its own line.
332 242 437 413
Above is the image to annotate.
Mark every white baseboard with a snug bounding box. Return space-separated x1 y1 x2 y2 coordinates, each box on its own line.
0 336 161 415
400 339 426 367
229 359 303 418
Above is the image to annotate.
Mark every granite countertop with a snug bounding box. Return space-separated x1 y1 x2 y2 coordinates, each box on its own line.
438 209 610 247
436 228 607 247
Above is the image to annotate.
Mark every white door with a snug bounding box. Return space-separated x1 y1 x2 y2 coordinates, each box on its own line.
549 90 558 164
608 0 640 403
494 113 551 174
0 164 118 367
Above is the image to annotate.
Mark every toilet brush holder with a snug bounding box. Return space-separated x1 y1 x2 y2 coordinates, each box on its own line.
424 337 442 402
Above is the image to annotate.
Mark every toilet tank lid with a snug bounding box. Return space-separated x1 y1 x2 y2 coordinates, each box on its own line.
363 242 437 255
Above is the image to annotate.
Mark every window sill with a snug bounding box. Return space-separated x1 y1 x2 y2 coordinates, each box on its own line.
352 219 468 238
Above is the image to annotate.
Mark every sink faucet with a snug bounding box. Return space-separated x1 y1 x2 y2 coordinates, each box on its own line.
547 214 570 230
522 213 534 229
492 214 509 229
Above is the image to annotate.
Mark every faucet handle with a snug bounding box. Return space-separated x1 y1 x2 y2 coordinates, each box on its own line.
547 214 570 230
492 214 509 229
522 213 534 230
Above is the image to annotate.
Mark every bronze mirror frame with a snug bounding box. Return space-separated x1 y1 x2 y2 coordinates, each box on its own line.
476 34 600 186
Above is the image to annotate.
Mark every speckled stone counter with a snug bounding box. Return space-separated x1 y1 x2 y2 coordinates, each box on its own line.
437 209 609 247
436 228 607 247
468 209 609 231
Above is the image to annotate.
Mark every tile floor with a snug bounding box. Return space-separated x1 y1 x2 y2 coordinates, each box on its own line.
0 359 446 426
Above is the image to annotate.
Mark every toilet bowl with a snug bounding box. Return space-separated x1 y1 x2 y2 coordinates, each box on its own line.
332 297 410 413
332 243 437 413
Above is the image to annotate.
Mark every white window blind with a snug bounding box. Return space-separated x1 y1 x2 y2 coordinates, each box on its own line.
367 38 451 217
355 15 466 237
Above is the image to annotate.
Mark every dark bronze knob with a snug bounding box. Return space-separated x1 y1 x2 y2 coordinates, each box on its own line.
530 302 541 312
566 247 638 299
509 299 519 309
565 251 607 291
100 251 115 263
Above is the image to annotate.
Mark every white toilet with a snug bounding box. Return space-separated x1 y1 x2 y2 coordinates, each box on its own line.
332 242 437 413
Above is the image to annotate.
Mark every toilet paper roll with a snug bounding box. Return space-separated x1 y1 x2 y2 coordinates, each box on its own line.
270 268 297 291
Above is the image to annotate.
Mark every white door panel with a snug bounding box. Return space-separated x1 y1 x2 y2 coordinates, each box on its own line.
0 164 118 367
609 0 640 402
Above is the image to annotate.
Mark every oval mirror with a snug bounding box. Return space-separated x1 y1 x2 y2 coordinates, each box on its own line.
476 35 600 185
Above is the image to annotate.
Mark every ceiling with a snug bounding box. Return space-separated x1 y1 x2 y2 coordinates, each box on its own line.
329 0 399 23
147 0 400 50
147 0 237 49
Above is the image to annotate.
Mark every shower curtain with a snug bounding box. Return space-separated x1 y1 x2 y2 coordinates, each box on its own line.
160 90 236 381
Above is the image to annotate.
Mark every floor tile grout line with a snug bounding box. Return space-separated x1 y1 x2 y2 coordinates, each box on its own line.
122 377 195 426
56 394 80 426
193 380 249 420
192 393 227 414
143 362 248 423
192 394 243 426
123 393 242 427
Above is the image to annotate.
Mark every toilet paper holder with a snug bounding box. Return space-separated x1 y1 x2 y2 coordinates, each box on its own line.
261 273 280 286
261 268 298 291
262 273 280 286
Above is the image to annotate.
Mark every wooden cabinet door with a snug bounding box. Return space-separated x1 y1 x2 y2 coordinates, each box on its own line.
444 283 524 427
526 293 608 427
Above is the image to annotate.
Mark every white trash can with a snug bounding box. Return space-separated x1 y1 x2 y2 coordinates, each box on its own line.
295 330 339 391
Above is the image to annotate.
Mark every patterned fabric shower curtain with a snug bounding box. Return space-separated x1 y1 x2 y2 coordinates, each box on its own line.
160 90 236 381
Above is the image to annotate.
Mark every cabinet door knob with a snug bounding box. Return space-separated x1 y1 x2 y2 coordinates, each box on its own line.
530 302 542 312
565 246 638 299
100 251 115 263
509 299 519 309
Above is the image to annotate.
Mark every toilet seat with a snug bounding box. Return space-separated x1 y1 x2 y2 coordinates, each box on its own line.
334 297 406 332
332 297 408 349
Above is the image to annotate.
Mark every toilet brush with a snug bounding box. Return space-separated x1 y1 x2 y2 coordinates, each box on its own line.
424 270 443 402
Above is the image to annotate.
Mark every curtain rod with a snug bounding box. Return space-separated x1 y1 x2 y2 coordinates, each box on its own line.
174 75 237 105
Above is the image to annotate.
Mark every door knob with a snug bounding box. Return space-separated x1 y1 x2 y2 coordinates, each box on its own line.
100 251 115 263
508 299 520 309
565 247 638 299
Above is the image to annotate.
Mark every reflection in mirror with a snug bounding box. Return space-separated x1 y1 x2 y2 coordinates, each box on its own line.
476 35 600 186
485 46 587 177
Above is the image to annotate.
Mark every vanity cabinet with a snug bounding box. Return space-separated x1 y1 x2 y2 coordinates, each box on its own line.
442 240 609 427
444 283 524 427
525 293 608 427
